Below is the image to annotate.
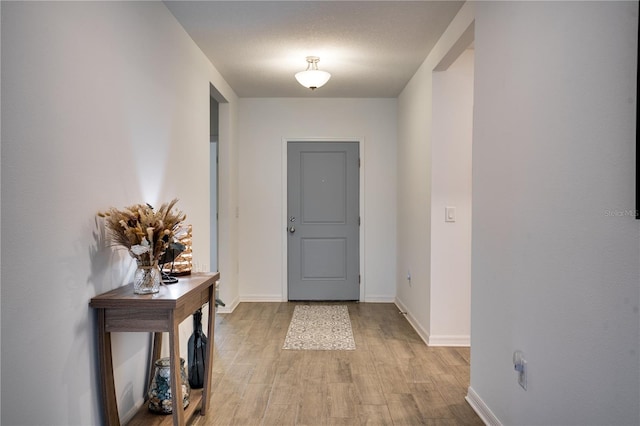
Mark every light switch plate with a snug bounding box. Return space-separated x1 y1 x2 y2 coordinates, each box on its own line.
445 206 456 222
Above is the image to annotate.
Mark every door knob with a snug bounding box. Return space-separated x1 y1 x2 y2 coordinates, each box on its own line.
288 226 296 234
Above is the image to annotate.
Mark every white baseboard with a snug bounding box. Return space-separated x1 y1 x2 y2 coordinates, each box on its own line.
466 387 502 426
394 298 470 347
394 298 430 345
428 334 470 347
216 295 240 313
363 295 396 303
239 295 286 303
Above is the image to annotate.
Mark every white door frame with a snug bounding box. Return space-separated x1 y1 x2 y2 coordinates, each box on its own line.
282 137 365 301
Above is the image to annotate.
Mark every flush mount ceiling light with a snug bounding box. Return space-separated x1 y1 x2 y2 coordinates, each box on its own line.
295 56 331 90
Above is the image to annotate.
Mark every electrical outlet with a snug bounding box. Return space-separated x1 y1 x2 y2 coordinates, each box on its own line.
513 351 527 390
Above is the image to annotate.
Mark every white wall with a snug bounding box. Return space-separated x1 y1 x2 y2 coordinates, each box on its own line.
469 2 639 425
396 2 475 343
237 98 397 302
0 2 238 424
397 64 434 335
217 100 240 312
430 49 474 345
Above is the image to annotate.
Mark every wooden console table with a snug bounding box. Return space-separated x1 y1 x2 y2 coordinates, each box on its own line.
90 272 220 426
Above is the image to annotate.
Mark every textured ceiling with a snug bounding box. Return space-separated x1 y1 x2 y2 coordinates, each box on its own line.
165 1 464 98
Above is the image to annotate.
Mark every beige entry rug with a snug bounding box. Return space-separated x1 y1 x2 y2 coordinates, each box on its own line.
283 305 356 350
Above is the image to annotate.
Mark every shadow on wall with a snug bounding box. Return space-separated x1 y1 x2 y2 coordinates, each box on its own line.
80 216 141 424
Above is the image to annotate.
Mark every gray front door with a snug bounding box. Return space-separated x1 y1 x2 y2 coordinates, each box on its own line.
287 141 360 300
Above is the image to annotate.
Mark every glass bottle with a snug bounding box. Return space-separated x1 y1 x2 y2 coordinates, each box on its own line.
187 309 208 388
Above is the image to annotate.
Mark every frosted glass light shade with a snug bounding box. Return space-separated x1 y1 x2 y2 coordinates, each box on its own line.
295 69 331 90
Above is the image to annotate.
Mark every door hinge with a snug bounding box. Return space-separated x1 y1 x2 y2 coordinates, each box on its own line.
358 216 361 226
359 275 361 285
358 158 361 168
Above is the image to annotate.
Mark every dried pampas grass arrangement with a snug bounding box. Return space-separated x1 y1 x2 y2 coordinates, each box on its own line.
98 199 187 266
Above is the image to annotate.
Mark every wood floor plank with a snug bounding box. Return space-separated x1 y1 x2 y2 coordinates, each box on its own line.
192 392 239 426
297 382 328 425
326 356 353 384
260 339 284 359
268 377 304 406
410 382 456 419
248 358 278 384
261 403 298 426
399 356 437 384
435 347 469 367
214 363 255 395
386 338 416 359
358 404 394 425
451 364 471 388
273 364 302 386
230 383 271 423
432 373 469 405
327 382 358 418
301 359 328 385
454 347 471 364
375 363 412 395
352 373 386 405
337 350 376 376
369 343 399 365
385 393 425 425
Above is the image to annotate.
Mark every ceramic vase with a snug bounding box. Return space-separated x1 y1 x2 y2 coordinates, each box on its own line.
148 357 190 414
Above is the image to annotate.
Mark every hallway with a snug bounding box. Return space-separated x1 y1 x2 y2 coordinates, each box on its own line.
195 302 482 425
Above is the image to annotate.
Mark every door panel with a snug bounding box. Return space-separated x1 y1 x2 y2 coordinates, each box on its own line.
288 142 359 300
301 151 346 223
302 238 347 279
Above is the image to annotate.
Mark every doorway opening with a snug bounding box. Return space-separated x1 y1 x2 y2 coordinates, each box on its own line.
209 91 219 272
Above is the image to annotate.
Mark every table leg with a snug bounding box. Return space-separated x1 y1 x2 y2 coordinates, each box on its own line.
147 332 163 397
201 294 215 415
97 309 120 426
169 312 185 425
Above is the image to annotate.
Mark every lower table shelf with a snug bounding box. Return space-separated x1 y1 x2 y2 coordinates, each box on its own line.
127 389 203 426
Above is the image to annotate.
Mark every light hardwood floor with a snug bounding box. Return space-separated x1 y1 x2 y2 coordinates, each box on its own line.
194 302 482 426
